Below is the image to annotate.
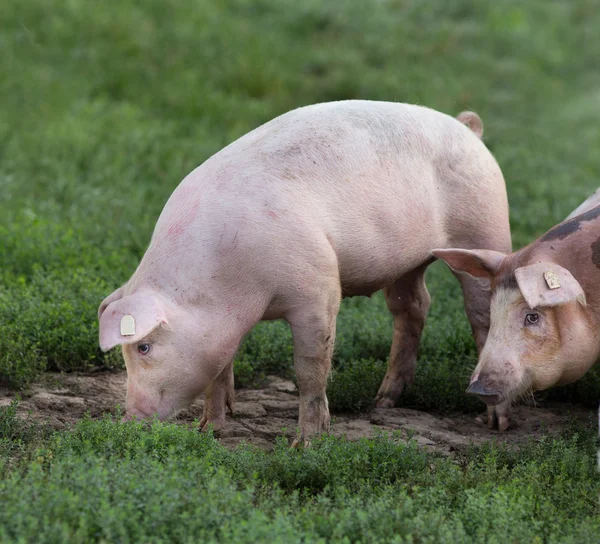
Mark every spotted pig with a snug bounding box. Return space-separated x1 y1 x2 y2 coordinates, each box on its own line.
434 192 600 431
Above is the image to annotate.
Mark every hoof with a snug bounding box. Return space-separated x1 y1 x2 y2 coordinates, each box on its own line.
291 437 311 449
198 416 225 435
375 397 396 409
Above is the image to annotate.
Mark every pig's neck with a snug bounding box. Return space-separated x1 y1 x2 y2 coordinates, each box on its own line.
556 313 600 386
126 249 268 339
517 221 600 313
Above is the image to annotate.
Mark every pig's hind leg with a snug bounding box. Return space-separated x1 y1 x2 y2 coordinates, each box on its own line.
288 281 341 446
375 263 431 408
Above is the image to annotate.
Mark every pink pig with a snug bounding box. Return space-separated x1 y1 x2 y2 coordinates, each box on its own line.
434 192 600 431
98 100 511 442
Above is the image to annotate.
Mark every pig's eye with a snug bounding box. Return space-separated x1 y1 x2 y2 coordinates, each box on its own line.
137 343 151 355
525 313 540 326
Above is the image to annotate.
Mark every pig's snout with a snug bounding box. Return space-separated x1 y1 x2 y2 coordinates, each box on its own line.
121 408 150 423
123 403 176 422
125 379 162 421
123 402 157 422
465 379 502 405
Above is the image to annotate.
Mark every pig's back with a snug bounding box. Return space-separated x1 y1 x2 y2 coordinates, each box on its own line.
150 101 506 295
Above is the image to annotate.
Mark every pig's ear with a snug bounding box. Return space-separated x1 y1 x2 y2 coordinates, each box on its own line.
515 262 586 309
432 248 505 279
98 286 125 320
98 292 168 352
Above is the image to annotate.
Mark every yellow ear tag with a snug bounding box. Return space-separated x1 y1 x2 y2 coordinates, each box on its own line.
544 270 561 290
120 315 136 336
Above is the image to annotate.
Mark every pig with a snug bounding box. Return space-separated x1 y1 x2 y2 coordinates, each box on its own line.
98 100 511 443
433 192 600 431
565 188 600 221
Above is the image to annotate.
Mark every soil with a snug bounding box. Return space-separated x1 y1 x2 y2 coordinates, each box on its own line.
0 370 593 454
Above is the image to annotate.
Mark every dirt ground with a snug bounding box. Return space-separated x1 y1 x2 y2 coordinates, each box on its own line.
0 370 593 454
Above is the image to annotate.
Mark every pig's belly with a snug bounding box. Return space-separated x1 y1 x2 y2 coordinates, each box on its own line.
333 228 440 297
336 251 432 297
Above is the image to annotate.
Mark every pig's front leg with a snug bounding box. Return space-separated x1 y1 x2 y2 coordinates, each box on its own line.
288 293 340 447
476 401 511 432
199 361 236 432
495 402 511 432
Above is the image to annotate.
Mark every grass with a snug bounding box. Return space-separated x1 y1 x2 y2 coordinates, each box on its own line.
1 0 600 540
0 405 599 543
3 0 600 408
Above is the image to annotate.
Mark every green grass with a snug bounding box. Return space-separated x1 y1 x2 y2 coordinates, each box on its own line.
3 0 600 408
1 404 599 543
2 0 600 540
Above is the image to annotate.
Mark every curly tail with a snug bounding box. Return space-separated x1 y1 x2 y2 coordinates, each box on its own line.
456 111 483 139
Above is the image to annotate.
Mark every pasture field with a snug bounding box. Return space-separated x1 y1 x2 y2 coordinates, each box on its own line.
1 0 600 541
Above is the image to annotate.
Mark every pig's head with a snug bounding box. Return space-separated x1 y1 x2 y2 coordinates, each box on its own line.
98 288 236 421
433 249 593 406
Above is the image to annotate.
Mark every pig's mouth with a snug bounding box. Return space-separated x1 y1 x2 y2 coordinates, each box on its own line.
122 404 180 422
465 380 503 406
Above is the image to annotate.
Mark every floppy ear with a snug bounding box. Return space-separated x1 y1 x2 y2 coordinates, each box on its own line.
98 286 125 320
515 262 586 309
98 292 168 351
432 248 506 279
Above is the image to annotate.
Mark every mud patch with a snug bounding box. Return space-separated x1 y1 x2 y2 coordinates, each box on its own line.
0 371 592 455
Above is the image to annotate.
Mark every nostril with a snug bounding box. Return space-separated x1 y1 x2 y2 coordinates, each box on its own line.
465 379 499 398
123 405 150 422
121 412 137 423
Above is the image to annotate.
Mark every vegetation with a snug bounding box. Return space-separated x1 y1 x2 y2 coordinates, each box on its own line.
1 0 600 540
3 0 600 409
1 406 599 543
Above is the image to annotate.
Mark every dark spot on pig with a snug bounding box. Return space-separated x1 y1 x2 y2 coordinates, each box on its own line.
496 274 518 290
541 205 600 242
542 218 582 241
550 246 555 251
576 204 600 222
325 335 331 342
591 237 600 269
502 363 516 377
